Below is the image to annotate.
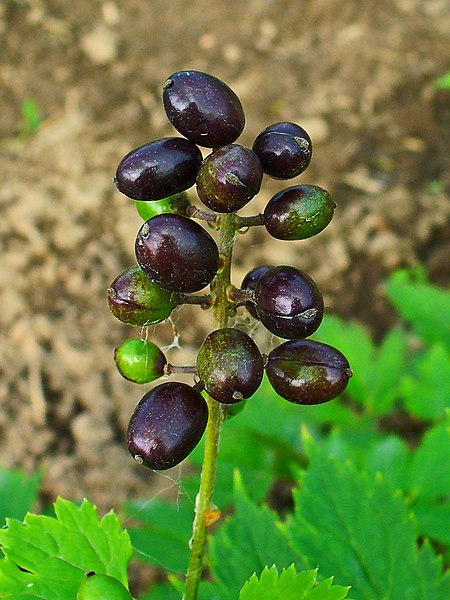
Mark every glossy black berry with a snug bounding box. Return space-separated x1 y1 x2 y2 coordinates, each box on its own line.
135 191 191 221
163 71 245 148
135 214 219 293
241 265 274 319
266 339 352 404
254 265 323 339
127 382 208 470
264 184 335 240
107 266 179 326
114 339 166 384
252 122 312 179
197 328 263 404
196 144 263 213
115 137 202 201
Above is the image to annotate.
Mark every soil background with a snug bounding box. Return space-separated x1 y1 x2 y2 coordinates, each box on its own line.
0 0 449 537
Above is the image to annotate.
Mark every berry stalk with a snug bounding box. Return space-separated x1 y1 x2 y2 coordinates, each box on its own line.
183 212 235 600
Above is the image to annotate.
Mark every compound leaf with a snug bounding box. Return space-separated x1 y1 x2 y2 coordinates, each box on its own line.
209 472 295 599
239 565 350 599
285 450 446 599
408 420 450 502
400 344 450 420
386 269 450 351
0 467 41 525
0 498 131 599
123 498 192 573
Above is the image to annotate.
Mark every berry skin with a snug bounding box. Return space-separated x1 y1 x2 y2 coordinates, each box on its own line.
115 137 202 201
127 382 208 470
253 265 323 339
107 265 179 326
135 191 191 221
241 264 274 319
252 122 312 179
197 328 263 404
77 572 132 600
264 184 335 240
266 339 352 404
163 71 245 148
114 339 166 384
196 145 263 213
135 214 219 293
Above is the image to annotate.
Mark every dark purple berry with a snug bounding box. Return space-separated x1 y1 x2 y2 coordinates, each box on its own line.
115 137 202 201
241 265 274 319
264 184 335 240
196 328 263 404
196 144 263 213
254 265 323 339
127 382 208 470
107 265 179 326
135 214 219 293
266 339 352 404
252 122 312 179
163 71 245 148
114 339 166 384
135 191 191 221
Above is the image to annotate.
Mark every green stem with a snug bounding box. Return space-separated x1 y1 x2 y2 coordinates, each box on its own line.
183 213 236 600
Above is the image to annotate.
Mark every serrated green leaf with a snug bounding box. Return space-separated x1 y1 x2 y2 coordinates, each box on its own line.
0 467 41 524
386 270 450 351
365 436 410 493
408 421 450 501
412 501 450 546
209 472 296 599
0 498 131 599
123 498 193 573
285 450 446 599
239 565 350 600
400 344 450 420
365 328 407 414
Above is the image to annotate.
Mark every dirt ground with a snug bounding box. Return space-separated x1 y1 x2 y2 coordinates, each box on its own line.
0 0 449 520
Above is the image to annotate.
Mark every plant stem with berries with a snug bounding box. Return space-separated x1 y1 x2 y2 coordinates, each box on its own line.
183 213 235 600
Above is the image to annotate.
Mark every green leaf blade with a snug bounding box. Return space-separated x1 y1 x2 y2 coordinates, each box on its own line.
0 498 131 599
285 450 446 599
210 472 296 599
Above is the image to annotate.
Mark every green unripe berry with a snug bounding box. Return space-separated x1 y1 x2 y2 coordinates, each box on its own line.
107 265 179 326
114 339 167 384
264 184 335 240
77 572 132 599
135 191 191 221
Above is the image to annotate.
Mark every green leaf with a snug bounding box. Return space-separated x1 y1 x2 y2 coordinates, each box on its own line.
400 344 450 420
0 467 41 524
285 450 446 599
433 72 450 89
123 498 193 573
365 436 410 493
364 328 407 414
386 269 450 351
408 420 450 502
0 498 131 599
412 502 450 546
239 565 350 599
139 581 183 600
209 472 296 599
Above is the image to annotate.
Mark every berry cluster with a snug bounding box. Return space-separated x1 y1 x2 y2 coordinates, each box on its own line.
108 71 352 472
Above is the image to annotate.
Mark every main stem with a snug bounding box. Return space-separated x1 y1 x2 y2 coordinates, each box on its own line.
183 213 236 600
